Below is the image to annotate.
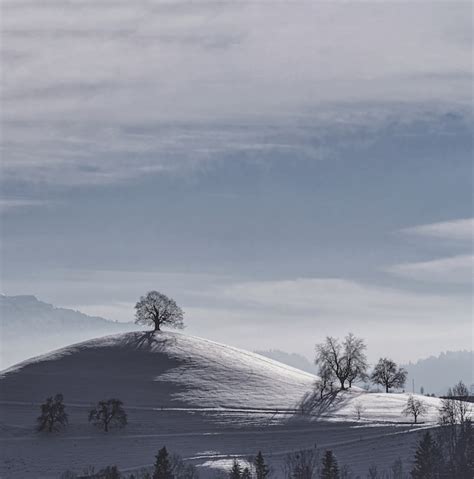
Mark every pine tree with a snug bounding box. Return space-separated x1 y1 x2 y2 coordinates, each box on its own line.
254 451 270 479
320 450 339 479
229 459 242 479
153 447 173 479
451 419 474 479
411 431 442 478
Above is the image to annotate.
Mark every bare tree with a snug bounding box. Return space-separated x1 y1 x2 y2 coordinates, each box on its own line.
315 337 346 390
439 381 471 428
316 364 336 399
437 381 473 477
353 401 365 421
315 333 367 390
135 291 184 331
283 449 319 479
402 395 428 424
343 333 368 388
37 393 68 432
451 381 471 424
170 453 200 479
370 358 407 393
88 399 127 432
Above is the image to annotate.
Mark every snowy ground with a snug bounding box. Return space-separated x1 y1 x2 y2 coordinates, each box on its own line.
0 332 446 478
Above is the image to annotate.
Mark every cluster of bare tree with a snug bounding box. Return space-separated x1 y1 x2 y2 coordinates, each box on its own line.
315 334 368 392
37 395 127 433
228 446 405 479
410 381 473 479
314 334 407 396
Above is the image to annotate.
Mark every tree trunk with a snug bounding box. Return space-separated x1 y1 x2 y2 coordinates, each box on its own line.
104 421 108 432
154 323 160 331
339 379 346 390
386 385 389 393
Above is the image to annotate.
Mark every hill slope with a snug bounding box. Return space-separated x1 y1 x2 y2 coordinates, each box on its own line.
0 294 135 368
0 332 448 478
1 331 317 410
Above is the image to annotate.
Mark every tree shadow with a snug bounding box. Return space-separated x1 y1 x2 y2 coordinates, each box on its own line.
120 331 177 352
293 382 352 420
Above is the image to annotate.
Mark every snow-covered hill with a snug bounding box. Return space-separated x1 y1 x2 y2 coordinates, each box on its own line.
1 331 317 410
0 294 135 368
0 331 449 478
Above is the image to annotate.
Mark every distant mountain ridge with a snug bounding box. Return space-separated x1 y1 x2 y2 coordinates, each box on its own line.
0 294 135 369
1 294 123 330
403 350 473 396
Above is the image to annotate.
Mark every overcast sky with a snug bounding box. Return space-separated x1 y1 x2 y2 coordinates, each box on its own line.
1 0 472 362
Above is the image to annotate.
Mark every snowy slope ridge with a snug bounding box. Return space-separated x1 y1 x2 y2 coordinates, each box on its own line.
0 331 317 410
1 331 443 422
0 331 452 478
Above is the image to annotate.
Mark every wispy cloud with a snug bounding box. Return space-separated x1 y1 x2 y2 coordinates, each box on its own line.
219 278 470 323
401 218 473 242
0 198 50 213
1 1 472 185
387 254 473 284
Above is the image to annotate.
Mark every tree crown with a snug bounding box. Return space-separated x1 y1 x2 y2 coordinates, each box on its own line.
135 291 184 331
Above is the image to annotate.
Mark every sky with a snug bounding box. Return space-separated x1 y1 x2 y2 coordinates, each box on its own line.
1 0 472 363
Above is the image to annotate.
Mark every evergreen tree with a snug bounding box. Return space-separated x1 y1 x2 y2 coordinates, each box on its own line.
37 393 68 432
451 419 474 479
229 459 242 479
320 450 339 479
153 447 173 479
411 431 442 478
254 451 270 479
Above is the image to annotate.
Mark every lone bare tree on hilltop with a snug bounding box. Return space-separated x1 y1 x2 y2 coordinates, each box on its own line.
135 291 184 331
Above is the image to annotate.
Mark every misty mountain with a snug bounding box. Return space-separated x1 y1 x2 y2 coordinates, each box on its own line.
0 294 135 369
402 350 473 396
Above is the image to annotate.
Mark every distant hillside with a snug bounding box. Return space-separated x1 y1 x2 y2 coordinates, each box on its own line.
0 294 135 368
402 350 473 396
254 348 318 375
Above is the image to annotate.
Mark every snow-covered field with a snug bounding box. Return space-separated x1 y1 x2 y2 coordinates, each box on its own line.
0 332 445 478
